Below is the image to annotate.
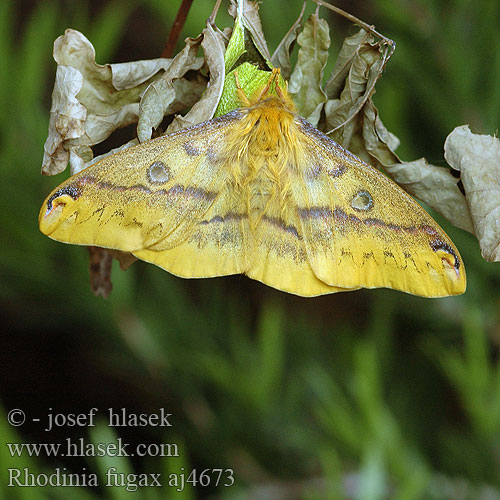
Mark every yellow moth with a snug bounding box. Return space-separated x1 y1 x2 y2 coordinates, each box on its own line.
39 70 466 297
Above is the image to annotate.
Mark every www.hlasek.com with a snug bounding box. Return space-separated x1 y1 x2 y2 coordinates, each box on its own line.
7 437 178 458
8 467 235 492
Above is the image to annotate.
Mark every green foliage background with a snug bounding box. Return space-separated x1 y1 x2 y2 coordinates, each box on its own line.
1 0 499 499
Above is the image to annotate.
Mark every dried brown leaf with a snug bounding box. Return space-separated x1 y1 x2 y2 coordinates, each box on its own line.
324 30 389 137
270 2 306 81
319 27 472 233
166 24 226 132
445 126 500 260
325 28 372 99
289 12 330 126
42 29 176 175
137 35 205 142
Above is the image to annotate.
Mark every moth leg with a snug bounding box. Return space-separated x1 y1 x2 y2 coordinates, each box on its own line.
274 72 288 101
234 70 252 106
254 67 281 101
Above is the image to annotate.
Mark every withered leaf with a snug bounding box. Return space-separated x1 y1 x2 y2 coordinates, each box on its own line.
325 28 373 99
324 29 390 139
42 29 176 176
445 126 500 260
289 11 330 127
270 1 306 81
319 26 473 234
137 35 205 143
166 23 226 133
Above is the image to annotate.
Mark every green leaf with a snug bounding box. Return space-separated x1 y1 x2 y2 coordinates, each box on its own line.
216 0 275 116
224 16 246 73
214 63 285 117
227 0 271 70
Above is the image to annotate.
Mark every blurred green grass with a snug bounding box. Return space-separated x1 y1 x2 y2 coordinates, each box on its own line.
1 0 500 499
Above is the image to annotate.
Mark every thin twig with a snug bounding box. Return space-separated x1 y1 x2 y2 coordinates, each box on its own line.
162 0 195 58
208 0 223 26
312 0 395 58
